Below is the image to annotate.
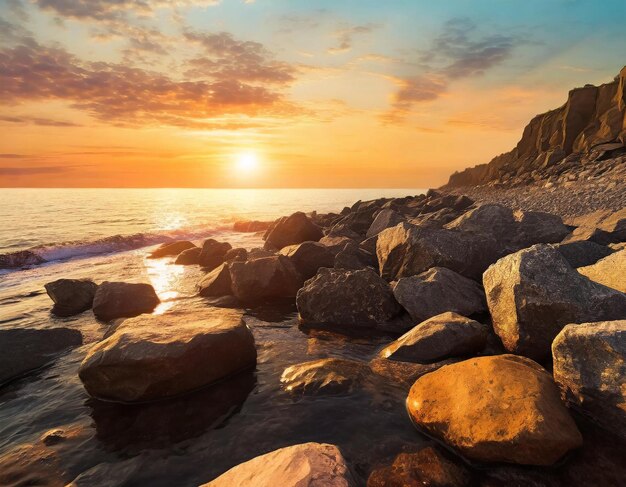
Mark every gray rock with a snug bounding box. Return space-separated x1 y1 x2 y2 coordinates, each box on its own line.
577 249 626 292
392 267 486 323
379 312 488 363
264 212 323 250
334 241 376 271
554 240 614 268
366 209 405 238
92 281 160 322
44 278 98 317
197 263 232 297
229 255 302 303
198 239 232 270
483 244 626 361
552 320 626 439
279 241 334 279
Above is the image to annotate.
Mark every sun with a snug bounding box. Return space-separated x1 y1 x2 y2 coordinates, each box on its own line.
235 151 259 174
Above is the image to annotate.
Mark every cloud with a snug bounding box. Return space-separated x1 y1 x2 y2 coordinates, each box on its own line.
0 153 28 158
0 166 68 175
328 24 378 55
0 115 81 126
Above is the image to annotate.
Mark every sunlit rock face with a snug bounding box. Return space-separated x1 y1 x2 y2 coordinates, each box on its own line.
148 240 196 259
280 358 370 395
263 212 324 250
406 355 583 466
577 249 626 292
552 320 626 439
79 308 256 403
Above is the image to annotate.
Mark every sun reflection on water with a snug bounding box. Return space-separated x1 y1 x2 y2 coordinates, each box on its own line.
144 257 184 315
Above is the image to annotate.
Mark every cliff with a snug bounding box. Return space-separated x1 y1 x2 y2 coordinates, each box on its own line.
445 66 626 188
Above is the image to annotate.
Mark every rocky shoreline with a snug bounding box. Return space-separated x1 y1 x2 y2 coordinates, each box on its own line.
1 187 625 486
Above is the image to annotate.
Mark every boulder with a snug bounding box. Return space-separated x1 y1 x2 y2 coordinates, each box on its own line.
367 447 471 487
366 209 405 238
407 355 583 465
224 247 248 263
296 268 402 329
201 443 355 487
247 248 274 260
392 267 486 323
44 278 98 317
379 312 488 363
0 328 82 385
92 282 160 322
279 241 334 279
281 358 370 395
552 321 626 439
229 255 302 303
148 240 196 258
577 249 626 292
198 239 232 270
483 244 626 361
566 208 626 244
368 358 459 390
197 263 232 297
174 247 201 265
264 212 323 250
554 240 614 268
334 241 377 271
79 308 256 402
318 235 354 256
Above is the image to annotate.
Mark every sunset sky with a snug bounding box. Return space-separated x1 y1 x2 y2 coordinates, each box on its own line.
1 0 625 188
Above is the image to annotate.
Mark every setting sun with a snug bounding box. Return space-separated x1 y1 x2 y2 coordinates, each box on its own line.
235 152 260 175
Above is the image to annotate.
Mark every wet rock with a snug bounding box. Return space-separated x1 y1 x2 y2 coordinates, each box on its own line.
296 268 402 329
367 447 472 487
148 240 196 258
264 212 323 250
366 209 405 238
392 267 486 323
279 241 334 279
577 249 625 292
334 241 377 271
552 320 626 439
197 263 232 297
174 247 201 265
281 358 370 395
484 244 626 361
380 312 488 363
407 355 583 466
79 308 256 402
229 255 303 303
44 278 98 317
198 239 232 270
0 249 45 269
201 442 355 487
224 247 248 263
0 328 82 386
554 240 614 268
369 357 459 390
92 281 160 322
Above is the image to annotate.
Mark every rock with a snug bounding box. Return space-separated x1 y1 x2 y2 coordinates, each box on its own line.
392 267 486 323
554 240 614 268
197 263 232 297
359 235 378 254
566 208 626 244
233 220 272 232
0 249 45 269
0 328 82 385
148 240 196 258
201 442 355 487
407 355 583 466
224 247 248 263
366 209 405 238
380 312 488 363
483 244 626 361
335 241 377 271
264 212 323 250
296 268 402 329
174 247 202 265
318 235 354 255
367 447 471 487
198 239 232 270
79 308 256 402
369 357 459 390
247 248 274 260
281 358 370 395
229 255 302 303
577 249 626 292
92 281 160 322
279 241 334 279
552 321 626 439
44 278 98 317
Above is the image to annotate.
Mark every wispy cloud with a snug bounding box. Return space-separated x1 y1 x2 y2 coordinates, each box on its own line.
328 24 378 55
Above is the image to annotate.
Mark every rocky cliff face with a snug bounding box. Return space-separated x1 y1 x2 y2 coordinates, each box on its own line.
446 66 626 188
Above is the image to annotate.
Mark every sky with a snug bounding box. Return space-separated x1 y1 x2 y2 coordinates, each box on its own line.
1 0 625 188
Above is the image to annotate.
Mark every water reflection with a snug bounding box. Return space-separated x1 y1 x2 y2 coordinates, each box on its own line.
144 257 185 314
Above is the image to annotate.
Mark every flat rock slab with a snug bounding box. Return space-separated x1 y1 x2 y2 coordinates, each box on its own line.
79 308 256 402
0 328 83 386
202 442 355 487
407 354 582 466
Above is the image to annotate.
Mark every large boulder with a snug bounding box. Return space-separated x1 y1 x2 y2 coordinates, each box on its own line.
148 240 196 258
566 208 626 244
296 268 402 329
79 308 256 402
483 244 626 361
44 278 98 317
92 282 160 322
174 247 201 265
281 358 370 395
0 328 82 385
366 209 405 238
279 241 334 280
577 249 625 292
552 321 626 439
392 267 486 323
554 240 614 268
334 241 377 271
197 263 232 297
198 239 232 270
229 255 302 303
201 443 355 487
407 355 583 466
264 212 323 250
318 235 354 256
379 312 488 363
